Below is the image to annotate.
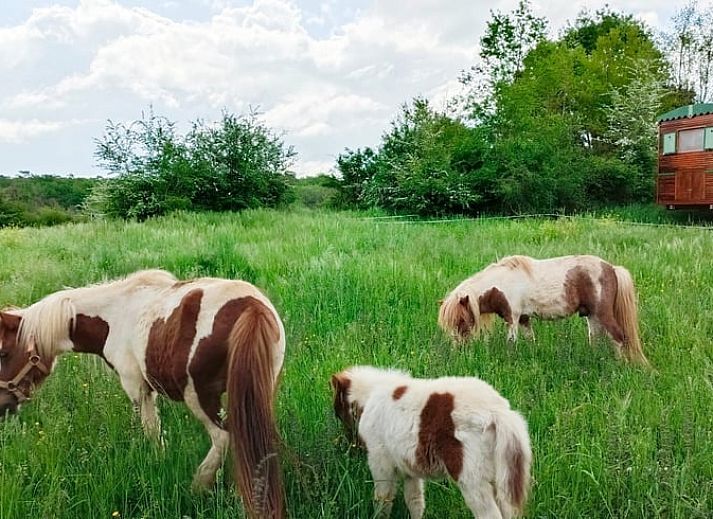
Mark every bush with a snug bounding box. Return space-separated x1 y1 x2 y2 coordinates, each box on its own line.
93 109 296 219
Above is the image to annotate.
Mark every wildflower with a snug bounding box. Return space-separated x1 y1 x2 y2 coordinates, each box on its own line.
112 512 120 518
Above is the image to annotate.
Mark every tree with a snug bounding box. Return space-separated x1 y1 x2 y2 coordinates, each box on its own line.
93 108 295 219
663 1 713 102
460 0 547 118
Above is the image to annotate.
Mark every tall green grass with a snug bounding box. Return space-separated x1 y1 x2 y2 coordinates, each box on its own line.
0 209 711 518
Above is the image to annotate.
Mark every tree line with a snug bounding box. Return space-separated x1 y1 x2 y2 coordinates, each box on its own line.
1 1 711 226
335 2 710 215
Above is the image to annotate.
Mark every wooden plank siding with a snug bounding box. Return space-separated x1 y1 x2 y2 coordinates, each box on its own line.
657 113 713 207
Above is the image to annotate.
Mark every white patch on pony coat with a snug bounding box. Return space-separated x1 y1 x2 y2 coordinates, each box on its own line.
457 255 603 318
341 366 531 519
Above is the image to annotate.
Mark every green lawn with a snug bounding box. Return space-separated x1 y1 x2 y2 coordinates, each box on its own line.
0 210 711 518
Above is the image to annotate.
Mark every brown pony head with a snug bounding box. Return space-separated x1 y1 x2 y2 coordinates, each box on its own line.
0 311 51 417
330 371 362 446
438 294 478 342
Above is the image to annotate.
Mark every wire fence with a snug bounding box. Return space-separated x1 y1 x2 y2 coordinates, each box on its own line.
358 213 713 230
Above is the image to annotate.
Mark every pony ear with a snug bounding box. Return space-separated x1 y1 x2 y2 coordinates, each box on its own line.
459 295 470 307
0 311 21 330
331 373 350 391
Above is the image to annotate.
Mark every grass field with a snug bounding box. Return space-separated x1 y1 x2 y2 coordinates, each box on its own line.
0 209 711 518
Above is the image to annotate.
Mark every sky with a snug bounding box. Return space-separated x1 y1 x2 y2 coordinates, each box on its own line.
0 0 683 177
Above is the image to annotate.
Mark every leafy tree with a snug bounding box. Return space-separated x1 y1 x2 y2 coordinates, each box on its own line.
93 109 295 219
460 0 547 118
663 1 713 102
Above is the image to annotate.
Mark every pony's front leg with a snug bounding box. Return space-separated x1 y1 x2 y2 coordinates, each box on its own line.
368 449 397 518
506 321 519 342
139 384 162 443
118 374 162 443
518 315 535 341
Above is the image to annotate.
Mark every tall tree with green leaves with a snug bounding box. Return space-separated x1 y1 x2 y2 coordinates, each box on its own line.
663 1 713 102
460 0 547 118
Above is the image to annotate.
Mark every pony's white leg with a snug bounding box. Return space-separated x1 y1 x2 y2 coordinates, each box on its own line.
403 476 425 519
507 321 519 342
459 477 503 519
518 315 535 341
368 448 397 517
139 385 162 442
184 385 229 491
586 318 604 346
117 371 162 441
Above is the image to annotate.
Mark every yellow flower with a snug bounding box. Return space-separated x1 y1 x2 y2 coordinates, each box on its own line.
112 512 120 518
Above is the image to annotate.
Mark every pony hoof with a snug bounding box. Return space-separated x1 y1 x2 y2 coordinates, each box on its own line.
190 477 215 494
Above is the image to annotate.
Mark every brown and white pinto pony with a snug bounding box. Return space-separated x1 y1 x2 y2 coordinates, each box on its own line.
331 366 532 519
0 270 286 518
438 255 649 365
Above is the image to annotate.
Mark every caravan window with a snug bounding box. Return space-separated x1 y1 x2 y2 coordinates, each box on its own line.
678 128 705 152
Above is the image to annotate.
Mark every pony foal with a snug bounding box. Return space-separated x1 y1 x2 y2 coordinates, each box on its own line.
331 366 531 518
0 270 286 519
439 254 649 364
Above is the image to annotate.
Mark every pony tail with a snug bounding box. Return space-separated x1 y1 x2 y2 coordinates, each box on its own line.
493 409 532 517
226 298 284 518
613 267 649 366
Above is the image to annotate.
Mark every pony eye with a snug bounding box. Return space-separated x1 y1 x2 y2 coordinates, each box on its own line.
0 351 7 358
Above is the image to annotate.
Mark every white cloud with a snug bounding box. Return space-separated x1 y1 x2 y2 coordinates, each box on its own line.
0 0 688 177
0 118 84 143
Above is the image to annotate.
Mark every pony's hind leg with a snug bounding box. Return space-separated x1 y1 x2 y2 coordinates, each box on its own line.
586 318 604 346
595 312 626 359
403 476 425 519
184 385 229 491
459 475 503 519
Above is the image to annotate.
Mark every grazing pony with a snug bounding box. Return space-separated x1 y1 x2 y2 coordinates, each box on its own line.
438 255 649 364
0 270 286 518
331 366 532 519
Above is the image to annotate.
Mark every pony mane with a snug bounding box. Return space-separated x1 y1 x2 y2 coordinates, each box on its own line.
18 293 76 360
16 270 177 359
115 269 177 289
493 255 534 276
438 291 494 340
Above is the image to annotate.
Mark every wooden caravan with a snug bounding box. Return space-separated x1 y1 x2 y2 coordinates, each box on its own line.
656 104 713 208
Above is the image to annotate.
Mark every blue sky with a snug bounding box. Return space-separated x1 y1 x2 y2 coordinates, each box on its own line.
0 0 683 177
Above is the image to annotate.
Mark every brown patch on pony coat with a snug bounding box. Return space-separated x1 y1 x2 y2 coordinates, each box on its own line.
416 392 464 480
70 315 111 366
189 296 263 424
145 289 203 400
479 287 513 324
563 266 597 316
392 385 408 400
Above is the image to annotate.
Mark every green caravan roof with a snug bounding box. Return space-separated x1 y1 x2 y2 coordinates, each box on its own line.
657 103 713 122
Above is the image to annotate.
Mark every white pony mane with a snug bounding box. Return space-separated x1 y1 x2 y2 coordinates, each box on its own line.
17 269 177 359
18 293 76 360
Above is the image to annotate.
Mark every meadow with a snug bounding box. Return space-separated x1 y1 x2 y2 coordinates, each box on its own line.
0 209 711 518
